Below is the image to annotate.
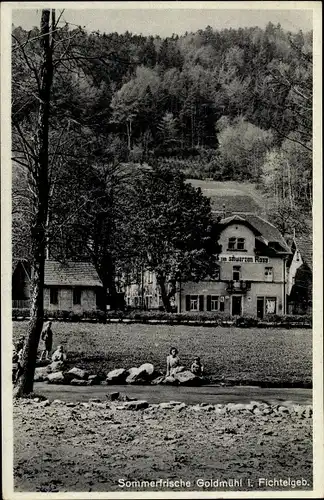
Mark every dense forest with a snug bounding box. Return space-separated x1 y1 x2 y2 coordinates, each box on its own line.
12 20 312 266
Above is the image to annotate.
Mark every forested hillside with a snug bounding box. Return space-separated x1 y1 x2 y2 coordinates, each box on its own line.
12 20 312 266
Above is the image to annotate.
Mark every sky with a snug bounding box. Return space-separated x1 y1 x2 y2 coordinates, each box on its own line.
11 6 313 37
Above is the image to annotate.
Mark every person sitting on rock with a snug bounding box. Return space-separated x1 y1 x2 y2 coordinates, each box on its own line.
52 345 67 362
166 347 185 377
191 356 204 377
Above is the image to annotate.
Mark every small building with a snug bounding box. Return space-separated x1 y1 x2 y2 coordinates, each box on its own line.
286 236 312 315
12 260 104 312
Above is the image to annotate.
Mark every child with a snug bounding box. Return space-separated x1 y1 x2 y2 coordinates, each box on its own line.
166 347 184 376
52 345 67 362
40 321 53 361
191 356 204 377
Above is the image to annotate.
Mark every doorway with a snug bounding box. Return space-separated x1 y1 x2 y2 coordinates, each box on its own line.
257 297 264 319
231 295 242 316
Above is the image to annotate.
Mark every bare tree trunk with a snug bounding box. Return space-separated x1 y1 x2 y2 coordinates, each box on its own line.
157 274 173 313
14 9 55 397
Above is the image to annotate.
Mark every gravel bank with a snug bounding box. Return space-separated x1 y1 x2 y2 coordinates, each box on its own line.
13 398 312 493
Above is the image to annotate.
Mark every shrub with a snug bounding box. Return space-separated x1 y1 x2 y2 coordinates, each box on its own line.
12 308 29 319
235 315 259 327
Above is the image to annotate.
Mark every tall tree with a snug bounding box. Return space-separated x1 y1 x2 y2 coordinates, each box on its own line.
127 166 221 312
13 10 55 397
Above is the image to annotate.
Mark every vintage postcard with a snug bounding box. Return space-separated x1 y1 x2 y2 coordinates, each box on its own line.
1 1 323 498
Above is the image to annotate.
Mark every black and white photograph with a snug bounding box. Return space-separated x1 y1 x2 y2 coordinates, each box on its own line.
1 1 323 498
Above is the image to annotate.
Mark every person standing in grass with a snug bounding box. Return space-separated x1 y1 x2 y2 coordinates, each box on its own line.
40 321 53 361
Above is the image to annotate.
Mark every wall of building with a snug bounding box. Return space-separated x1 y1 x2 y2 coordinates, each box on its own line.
125 270 175 310
178 223 286 316
178 281 284 316
44 287 97 311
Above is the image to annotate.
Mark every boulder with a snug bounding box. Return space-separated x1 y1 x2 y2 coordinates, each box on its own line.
106 368 128 384
48 361 65 373
137 363 154 377
34 366 50 382
121 400 149 410
67 367 89 380
126 372 148 384
106 392 120 401
159 401 183 409
47 371 65 384
87 374 101 385
174 370 202 386
70 378 88 386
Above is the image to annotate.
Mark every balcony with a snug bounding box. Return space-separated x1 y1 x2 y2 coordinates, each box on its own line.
226 280 251 294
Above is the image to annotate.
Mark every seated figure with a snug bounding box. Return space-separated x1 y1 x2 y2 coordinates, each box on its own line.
166 347 185 377
191 356 204 377
52 345 67 362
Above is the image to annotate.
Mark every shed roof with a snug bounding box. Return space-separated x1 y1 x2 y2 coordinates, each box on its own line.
44 261 102 287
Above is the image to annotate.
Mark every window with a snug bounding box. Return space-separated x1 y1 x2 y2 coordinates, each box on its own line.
207 295 225 312
186 295 204 311
264 267 273 282
190 295 199 311
228 237 245 251
211 295 219 311
237 238 245 250
232 266 241 281
148 271 153 283
228 237 236 250
73 288 81 305
265 297 277 314
145 295 152 309
50 287 58 305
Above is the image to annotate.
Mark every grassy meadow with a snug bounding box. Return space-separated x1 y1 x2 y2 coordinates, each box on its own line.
13 322 311 386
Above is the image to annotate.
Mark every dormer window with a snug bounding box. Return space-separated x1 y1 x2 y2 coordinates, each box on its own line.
228 237 245 251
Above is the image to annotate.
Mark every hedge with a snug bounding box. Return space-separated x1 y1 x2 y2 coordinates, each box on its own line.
12 308 312 327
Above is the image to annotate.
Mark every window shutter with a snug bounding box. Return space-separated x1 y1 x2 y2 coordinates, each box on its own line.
206 295 211 311
199 295 204 311
185 295 190 311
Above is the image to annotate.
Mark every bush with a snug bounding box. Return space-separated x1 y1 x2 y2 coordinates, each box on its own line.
12 308 29 319
235 315 259 327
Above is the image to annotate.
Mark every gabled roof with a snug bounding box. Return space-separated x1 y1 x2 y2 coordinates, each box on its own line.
216 213 291 253
44 261 102 287
294 236 313 269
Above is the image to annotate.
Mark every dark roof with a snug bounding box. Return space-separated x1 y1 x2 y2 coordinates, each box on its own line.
44 261 102 287
216 213 291 253
294 236 313 269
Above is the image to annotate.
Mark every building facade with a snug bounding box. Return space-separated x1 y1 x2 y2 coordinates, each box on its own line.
125 213 291 317
179 214 291 317
12 260 103 312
